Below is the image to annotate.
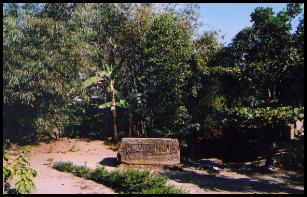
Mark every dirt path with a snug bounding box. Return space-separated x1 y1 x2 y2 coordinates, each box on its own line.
29 139 304 194
29 139 117 194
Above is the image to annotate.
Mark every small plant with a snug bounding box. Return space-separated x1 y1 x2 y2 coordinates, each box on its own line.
3 146 38 194
46 158 54 166
109 144 119 151
68 144 79 152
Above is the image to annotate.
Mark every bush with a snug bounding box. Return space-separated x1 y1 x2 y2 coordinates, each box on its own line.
52 161 74 173
72 164 93 179
90 167 109 182
223 106 304 128
120 168 156 193
276 135 304 171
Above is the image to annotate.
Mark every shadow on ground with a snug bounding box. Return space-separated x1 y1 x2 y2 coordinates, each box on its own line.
183 158 304 186
160 169 304 194
99 157 118 167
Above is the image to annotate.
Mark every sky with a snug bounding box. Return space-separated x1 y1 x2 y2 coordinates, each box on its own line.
196 3 304 45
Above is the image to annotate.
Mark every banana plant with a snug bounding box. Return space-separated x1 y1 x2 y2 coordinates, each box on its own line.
80 37 126 144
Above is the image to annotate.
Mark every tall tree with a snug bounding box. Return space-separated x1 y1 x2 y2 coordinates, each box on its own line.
3 4 92 141
140 12 194 136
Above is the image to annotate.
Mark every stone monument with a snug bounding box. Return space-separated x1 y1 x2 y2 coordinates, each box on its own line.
117 138 180 165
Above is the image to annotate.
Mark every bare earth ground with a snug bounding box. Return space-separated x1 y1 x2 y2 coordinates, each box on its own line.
29 138 304 194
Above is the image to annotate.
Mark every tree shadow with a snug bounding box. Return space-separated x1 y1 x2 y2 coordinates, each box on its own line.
160 169 304 194
183 158 277 175
270 172 305 187
99 157 118 167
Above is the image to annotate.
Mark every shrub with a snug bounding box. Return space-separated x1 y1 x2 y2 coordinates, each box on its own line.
90 167 115 183
72 165 93 179
52 161 74 173
142 185 184 194
53 162 184 194
119 168 152 193
276 135 304 171
223 106 304 128
3 146 38 194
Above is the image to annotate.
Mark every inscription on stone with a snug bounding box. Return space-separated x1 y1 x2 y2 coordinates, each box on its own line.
117 138 180 165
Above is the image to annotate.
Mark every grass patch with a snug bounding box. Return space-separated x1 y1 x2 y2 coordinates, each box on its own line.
52 161 184 194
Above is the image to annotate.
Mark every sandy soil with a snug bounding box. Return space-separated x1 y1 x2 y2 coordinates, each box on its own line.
29 138 304 194
29 138 117 194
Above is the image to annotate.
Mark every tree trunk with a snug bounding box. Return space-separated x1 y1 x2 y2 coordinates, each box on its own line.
264 141 277 168
112 111 118 144
268 88 271 98
110 80 119 144
52 127 60 140
128 112 133 137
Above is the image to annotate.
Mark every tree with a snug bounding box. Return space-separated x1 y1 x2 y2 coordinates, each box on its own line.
194 31 223 68
81 49 125 144
3 4 92 142
141 12 194 136
228 3 303 106
75 3 133 143
211 3 305 167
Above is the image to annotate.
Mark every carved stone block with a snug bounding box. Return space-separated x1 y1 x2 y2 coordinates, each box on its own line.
117 138 180 165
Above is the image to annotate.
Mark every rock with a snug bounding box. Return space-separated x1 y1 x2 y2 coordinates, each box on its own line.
117 138 180 165
212 166 220 171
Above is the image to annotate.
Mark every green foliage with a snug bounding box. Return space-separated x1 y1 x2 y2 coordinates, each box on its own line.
53 162 184 194
3 3 94 142
141 12 194 135
92 167 185 194
52 161 74 172
3 3 304 170
90 167 110 182
208 66 242 80
3 146 38 194
194 31 223 67
72 164 93 178
223 106 304 128
229 3 304 106
142 185 184 194
276 135 304 170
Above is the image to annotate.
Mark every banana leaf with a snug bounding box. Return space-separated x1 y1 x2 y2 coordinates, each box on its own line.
81 76 103 89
